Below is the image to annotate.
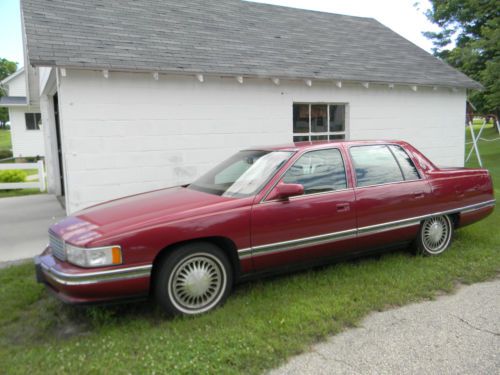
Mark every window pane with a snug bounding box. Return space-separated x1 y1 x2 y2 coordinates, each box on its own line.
329 105 345 132
389 145 420 180
329 134 345 140
35 113 42 129
294 136 310 142
311 105 327 133
25 114 35 130
25 113 41 130
283 148 347 194
293 104 309 133
311 135 328 141
350 145 404 187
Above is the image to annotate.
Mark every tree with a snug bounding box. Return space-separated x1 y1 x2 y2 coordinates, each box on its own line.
0 58 18 128
422 0 499 117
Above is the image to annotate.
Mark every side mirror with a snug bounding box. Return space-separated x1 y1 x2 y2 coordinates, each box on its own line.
269 183 304 201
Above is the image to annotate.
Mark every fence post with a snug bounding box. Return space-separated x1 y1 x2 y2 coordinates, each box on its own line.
38 160 46 192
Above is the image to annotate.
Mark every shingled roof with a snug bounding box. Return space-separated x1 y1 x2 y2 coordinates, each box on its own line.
21 0 481 89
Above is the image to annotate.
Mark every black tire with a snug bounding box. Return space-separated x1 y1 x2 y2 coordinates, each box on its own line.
154 242 233 316
415 215 454 256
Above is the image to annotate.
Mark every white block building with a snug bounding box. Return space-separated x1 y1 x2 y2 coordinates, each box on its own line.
21 0 481 214
0 67 45 158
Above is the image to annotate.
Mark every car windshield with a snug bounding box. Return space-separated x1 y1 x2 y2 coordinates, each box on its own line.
188 150 293 198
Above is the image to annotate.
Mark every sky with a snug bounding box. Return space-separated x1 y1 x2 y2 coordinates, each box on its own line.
0 0 438 70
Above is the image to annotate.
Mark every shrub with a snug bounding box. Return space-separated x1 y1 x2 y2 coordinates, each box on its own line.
0 150 13 160
0 170 27 183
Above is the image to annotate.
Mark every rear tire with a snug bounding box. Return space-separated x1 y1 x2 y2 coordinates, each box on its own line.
154 242 233 316
415 215 453 256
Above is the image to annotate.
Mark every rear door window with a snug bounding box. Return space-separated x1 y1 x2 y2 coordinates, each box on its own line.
388 145 421 181
350 145 404 187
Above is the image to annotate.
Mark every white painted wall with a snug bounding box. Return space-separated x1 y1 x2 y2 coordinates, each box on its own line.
6 72 26 96
9 107 45 157
56 70 466 213
2 69 45 158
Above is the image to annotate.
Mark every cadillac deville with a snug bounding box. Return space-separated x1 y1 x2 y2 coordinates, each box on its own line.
35 141 495 315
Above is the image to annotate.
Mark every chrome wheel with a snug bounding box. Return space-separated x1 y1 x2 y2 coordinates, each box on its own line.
421 215 452 254
168 253 226 315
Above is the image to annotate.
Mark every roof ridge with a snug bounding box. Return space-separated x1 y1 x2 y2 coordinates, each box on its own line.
242 1 376 21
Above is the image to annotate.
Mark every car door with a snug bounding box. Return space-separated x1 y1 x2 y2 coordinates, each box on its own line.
250 147 357 271
349 144 433 250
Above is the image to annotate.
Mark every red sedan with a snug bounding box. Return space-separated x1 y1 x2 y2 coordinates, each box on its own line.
35 141 495 315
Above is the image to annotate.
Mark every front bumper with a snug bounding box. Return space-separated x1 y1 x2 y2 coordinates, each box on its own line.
35 249 152 304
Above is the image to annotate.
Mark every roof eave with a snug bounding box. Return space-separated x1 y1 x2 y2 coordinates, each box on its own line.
29 61 483 90
0 96 29 107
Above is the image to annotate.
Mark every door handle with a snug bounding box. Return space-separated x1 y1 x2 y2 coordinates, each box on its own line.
413 193 425 200
336 203 350 212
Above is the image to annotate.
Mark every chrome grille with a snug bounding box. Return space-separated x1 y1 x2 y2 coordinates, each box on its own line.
49 231 66 261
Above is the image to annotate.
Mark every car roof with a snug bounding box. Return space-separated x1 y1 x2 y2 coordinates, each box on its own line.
245 140 408 152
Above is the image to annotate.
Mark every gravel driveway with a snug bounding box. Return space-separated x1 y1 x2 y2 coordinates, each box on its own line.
269 279 500 375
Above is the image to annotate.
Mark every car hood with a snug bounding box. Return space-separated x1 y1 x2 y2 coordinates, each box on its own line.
50 187 236 246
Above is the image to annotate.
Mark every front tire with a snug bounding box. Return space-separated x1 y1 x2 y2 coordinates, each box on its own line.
154 242 233 316
415 215 453 256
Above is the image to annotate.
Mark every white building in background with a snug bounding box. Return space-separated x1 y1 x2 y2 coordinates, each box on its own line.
20 0 481 214
0 67 45 158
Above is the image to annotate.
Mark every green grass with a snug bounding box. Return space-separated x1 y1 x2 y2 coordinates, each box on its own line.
0 129 12 152
0 189 43 199
0 169 42 199
0 132 499 374
25 169 39 176
0 129 42 198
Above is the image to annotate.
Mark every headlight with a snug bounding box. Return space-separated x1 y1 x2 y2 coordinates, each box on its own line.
66 244 122 268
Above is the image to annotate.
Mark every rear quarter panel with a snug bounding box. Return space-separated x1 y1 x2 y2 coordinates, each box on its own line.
426 168 494 226
427 169 493 207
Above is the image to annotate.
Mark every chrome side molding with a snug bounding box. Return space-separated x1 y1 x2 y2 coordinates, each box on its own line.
238 199 496 259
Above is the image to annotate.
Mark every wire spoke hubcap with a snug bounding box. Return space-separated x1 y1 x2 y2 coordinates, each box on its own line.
169 254 225 313
422 216 451 254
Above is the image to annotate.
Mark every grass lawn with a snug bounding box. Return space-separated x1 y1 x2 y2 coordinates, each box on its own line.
0 129 12 151
0 131 499 374
0 128 42 197
0 189 43 199
0 169 42 199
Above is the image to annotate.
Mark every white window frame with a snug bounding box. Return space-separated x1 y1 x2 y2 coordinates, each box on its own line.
293 103 348 141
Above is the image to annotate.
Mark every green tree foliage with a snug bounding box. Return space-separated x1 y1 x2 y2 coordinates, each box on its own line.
0 58 17 80
423 0 499 116
0 58 19 128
